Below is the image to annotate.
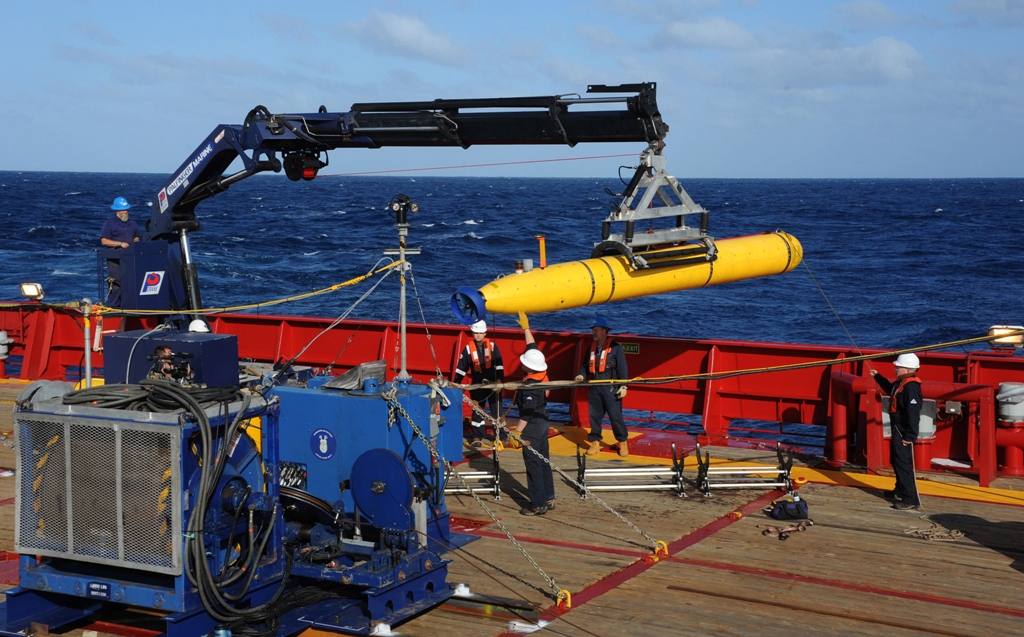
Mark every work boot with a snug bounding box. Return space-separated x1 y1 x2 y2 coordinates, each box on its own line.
520 505 548 516
882 490 900 500
470 438 483 448
893 501 920 511
546 499 556 511
618 441 629 457
586 442 601 456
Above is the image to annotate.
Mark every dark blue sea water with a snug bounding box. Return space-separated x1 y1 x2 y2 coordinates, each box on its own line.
2 171 1023 352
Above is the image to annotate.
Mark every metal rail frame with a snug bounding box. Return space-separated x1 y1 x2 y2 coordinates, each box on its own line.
694 442 793 497
575 442 687 498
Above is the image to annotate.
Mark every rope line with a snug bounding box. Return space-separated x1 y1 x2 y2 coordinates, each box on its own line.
903 515 965 542
84 260 405 316
802 260 866 356
380 387 568 605
408 268 444 379
463 395 665 555
447 329 1024 394
324 153 639 177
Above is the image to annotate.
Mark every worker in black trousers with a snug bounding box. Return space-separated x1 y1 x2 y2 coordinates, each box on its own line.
575 316 629 457
870 353 923 510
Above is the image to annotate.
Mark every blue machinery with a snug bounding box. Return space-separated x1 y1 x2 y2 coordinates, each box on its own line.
3 336 467 636
3 83 673 635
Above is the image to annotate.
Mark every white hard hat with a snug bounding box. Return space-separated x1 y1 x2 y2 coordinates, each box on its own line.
893 353 919 369
520 348 547 372
189 319 210 333
471 320 487 334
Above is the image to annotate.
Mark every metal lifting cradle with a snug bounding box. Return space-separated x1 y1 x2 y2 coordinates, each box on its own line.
444 449 501 500
575 443 687 498
695 442 794 497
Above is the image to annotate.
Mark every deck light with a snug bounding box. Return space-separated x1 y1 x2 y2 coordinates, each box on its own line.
988 325 1024 349
19 283 44 301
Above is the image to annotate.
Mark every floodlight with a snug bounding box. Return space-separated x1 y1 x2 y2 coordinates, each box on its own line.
988 325 1024 349
20 283 44 301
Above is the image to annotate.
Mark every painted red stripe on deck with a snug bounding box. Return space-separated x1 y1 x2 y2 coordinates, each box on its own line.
670 555 1024 619
80 620 162 637
489 492 781 636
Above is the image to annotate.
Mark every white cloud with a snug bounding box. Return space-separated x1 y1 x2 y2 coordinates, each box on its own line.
575 24 623 50
951 0 1024 27
836 1 937 29
260 13 317 44
335 10 474 68
72 20 119 47
858 36 921 81
663 17 755 49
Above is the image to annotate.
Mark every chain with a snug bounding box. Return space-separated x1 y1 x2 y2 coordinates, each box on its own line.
464 395 664 553
379 387 566 603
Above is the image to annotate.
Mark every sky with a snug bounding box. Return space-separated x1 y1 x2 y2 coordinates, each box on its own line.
2 0 1022 178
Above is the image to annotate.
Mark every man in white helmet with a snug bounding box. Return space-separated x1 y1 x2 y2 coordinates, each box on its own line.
870 353 923 510
454 319 505 447
509 312 555 515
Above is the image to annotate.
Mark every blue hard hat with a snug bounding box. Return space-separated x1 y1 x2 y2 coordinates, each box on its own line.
591 316 611 330
111 197 131 211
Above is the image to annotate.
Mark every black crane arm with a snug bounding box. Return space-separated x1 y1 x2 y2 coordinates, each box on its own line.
148 83 666 238
142 83 666 314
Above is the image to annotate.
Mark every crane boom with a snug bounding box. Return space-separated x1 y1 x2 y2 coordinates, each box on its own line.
138 83 667 313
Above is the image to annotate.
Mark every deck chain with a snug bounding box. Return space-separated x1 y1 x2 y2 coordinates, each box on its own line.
380 388 564 601
463 395 662 551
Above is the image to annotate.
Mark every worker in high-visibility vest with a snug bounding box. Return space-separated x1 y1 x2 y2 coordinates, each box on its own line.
575 316 629 457
454 320 505 447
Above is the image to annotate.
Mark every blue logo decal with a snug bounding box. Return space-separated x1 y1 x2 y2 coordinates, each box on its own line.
310 428 336 460
140 271 165 296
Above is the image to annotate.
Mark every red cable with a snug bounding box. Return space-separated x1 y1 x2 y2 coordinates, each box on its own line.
321 153 639 177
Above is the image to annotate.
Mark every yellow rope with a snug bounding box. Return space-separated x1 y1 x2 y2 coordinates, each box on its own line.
86 260 405 315
454 329 1023 393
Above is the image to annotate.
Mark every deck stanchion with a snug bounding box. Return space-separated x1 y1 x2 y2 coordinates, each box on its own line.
82 299 92 388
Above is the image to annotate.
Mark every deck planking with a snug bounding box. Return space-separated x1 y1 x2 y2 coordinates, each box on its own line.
0 397 1022 636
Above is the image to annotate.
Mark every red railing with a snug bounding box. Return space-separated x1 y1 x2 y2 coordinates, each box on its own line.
4 305 1024 485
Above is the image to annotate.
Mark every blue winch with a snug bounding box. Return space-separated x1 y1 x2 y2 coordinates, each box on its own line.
0 332 466 636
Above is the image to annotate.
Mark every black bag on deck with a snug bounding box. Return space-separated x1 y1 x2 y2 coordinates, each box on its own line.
765 497 808 520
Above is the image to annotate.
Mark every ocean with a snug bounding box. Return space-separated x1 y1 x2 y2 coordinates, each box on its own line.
2 171 1023 352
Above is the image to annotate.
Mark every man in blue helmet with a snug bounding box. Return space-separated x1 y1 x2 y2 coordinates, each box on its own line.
99 197 139 307
575 316 630 456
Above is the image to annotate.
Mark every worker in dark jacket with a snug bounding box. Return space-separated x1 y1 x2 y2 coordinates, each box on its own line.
870 353 923 510
575 316 629 456
99 196 140 307
511 312 555 516
454 319 505 446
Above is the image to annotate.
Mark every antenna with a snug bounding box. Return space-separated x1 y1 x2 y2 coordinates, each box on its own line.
383 194 421 381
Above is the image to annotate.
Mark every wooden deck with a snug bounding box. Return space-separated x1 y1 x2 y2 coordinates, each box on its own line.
2 381 1024 636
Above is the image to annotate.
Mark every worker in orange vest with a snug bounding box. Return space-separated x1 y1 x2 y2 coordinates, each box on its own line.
454 320 505 447
870 353 923 510
575 316 629 457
